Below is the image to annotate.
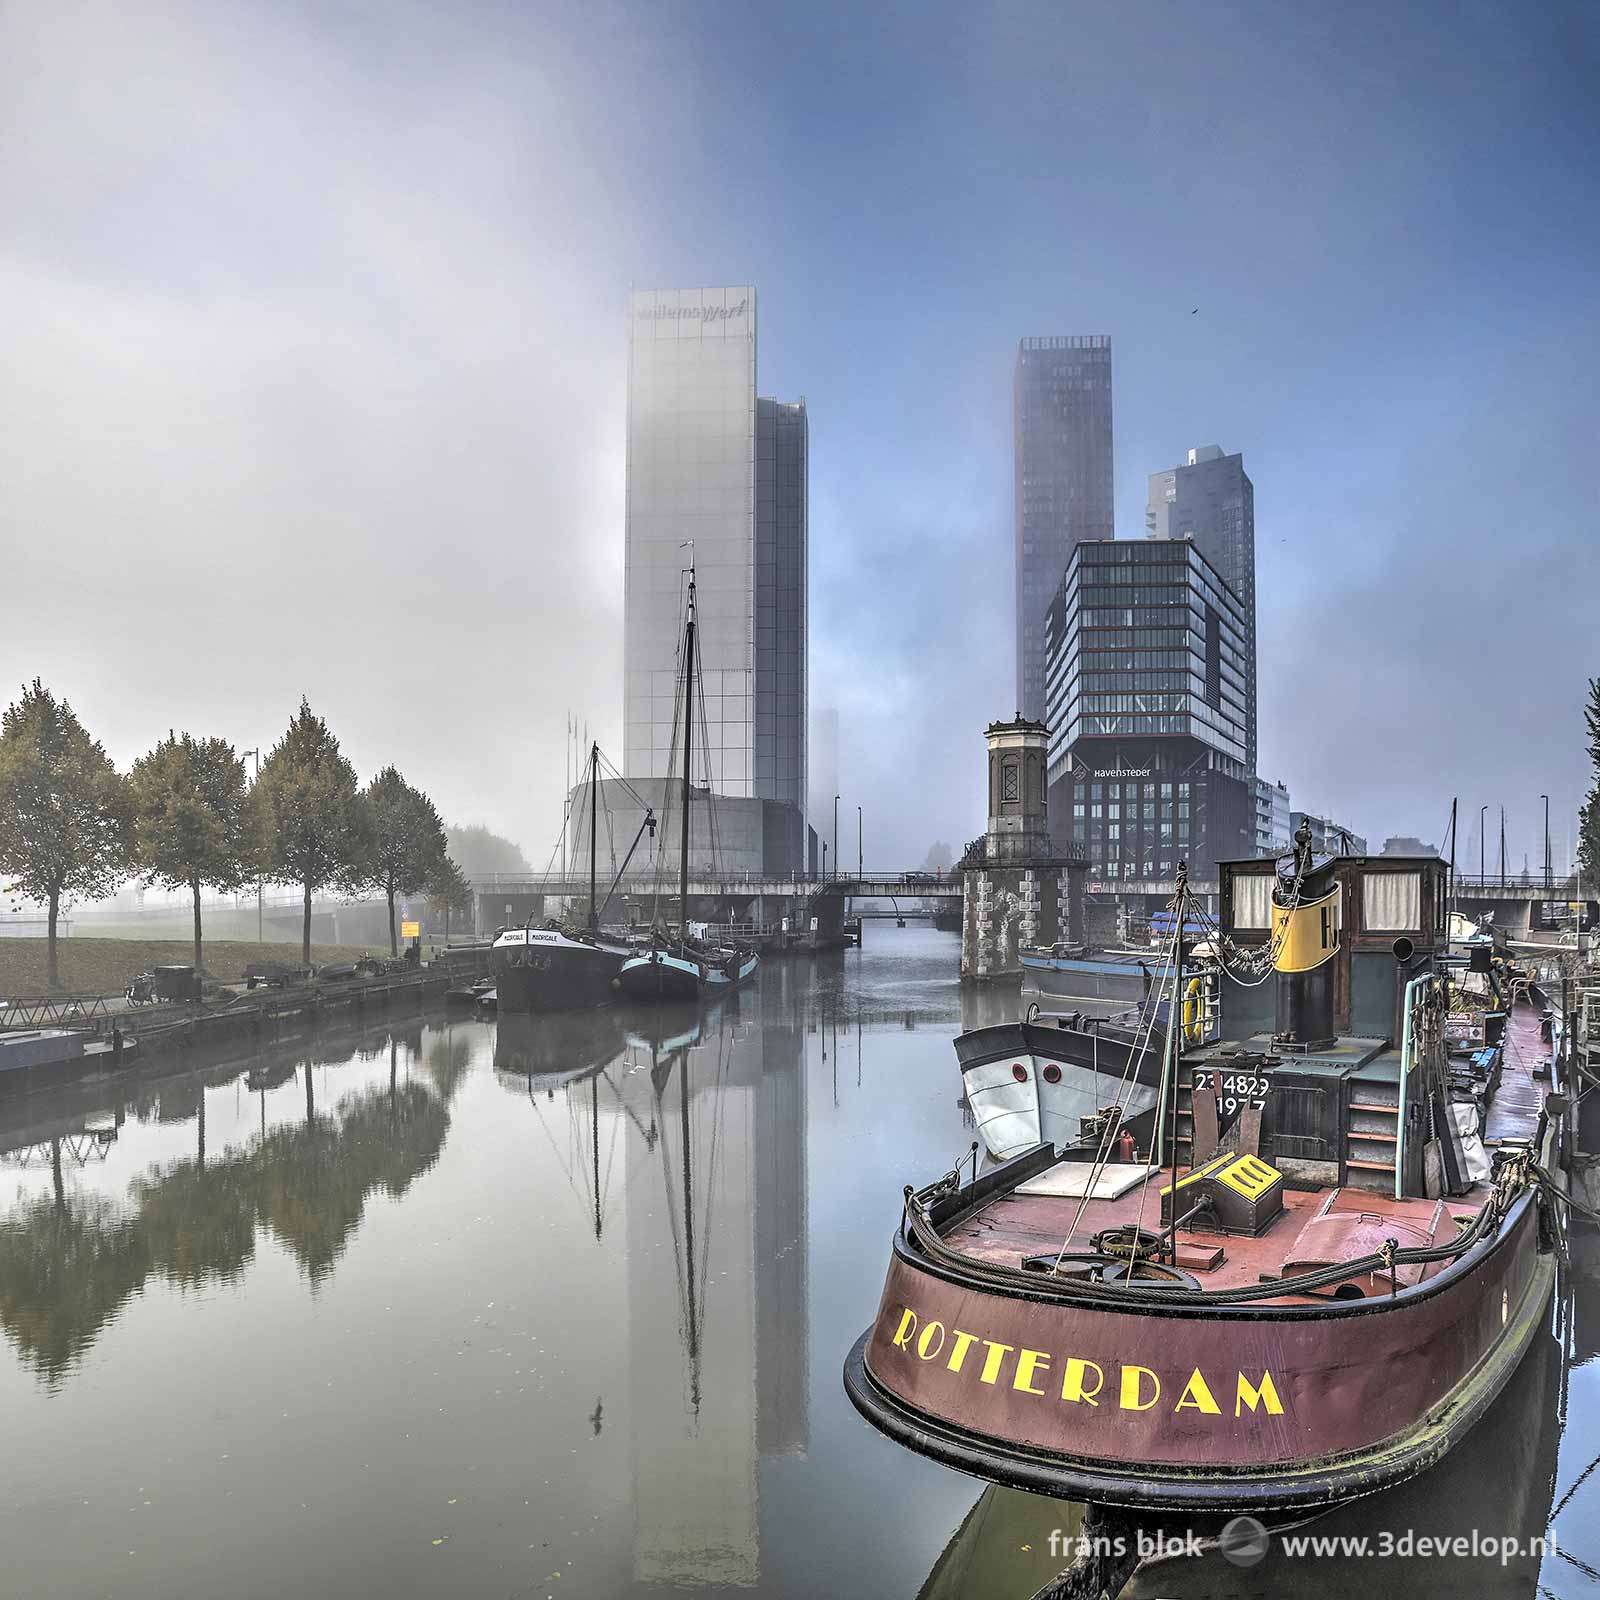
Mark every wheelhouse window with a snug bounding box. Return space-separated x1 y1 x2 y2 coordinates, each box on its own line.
1364 871 1421 931
1232 873 1271 930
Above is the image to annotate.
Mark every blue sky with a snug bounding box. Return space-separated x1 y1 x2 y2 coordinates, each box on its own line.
4 1 1596 870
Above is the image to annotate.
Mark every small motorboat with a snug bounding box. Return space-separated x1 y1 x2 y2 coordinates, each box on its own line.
615 942 759 1004
616 946 703 1004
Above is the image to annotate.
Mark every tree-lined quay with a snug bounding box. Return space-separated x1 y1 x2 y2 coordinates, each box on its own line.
0 682 465 987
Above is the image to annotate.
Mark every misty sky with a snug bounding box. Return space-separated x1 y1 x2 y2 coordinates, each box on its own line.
4 2 1596 877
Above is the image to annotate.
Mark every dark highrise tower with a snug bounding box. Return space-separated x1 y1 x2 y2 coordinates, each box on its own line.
1146 445 1256 771
755 397 808 867
1043 539 1254 900
1013 336 1114 722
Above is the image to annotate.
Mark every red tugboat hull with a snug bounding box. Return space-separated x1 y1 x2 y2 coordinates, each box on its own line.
844 1187 1553 1512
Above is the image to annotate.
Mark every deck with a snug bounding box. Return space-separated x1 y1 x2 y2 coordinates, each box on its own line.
942 1002 1550 1299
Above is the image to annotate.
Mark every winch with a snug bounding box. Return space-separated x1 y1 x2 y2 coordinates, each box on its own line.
1160 1151 1285 1235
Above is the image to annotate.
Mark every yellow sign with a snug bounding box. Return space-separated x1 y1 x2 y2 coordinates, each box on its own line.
1271 885 1340 973
400 921 421 939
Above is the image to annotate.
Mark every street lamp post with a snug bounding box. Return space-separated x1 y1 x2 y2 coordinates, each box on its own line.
857 804 863 880
1499 806 1506 888
833 794 840 883
1542 794 1552 893
1479 805 1487 887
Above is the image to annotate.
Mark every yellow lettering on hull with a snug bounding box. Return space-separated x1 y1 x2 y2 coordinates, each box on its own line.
881 1303 1289 1425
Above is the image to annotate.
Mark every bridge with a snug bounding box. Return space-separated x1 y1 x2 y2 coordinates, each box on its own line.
468 870 961 902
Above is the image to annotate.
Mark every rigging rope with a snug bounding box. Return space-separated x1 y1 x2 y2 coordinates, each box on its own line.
1050 914 1182 1264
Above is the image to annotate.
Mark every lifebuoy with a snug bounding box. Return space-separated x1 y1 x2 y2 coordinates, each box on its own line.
1183 977 1205 1045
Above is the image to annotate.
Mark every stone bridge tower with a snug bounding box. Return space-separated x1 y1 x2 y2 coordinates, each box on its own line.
961 717 1086 981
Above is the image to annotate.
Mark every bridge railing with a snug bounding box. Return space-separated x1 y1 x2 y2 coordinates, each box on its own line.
468 869 961 893
1450 876 1579 895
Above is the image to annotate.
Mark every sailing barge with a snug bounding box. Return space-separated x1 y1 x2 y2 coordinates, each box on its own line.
491 741 655 1013
615 561 759 1007
845 834 1574 1511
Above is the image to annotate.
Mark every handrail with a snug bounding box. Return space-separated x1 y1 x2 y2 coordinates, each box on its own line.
903 1145 1536 1309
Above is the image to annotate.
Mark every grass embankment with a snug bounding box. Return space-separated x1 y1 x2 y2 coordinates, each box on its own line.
0 938 387 999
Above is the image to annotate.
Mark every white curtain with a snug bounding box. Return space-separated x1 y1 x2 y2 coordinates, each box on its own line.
1364 871 1420 931
1232 874 1271 930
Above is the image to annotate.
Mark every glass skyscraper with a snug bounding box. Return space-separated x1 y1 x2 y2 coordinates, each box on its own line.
1014 336 1114 723
1044 538 1254 896
620 287 808 874
1146 445 1257 771
754 398 807 816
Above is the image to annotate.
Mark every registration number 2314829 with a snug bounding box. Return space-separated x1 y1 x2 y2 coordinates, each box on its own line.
1192 1069 1270 1118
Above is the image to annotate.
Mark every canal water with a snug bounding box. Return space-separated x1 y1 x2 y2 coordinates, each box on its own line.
2 924 1598 1598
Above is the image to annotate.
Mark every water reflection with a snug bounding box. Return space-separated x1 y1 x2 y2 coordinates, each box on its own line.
7 928 1590 1598
916 1225 1600 1600
0 1018 461 1386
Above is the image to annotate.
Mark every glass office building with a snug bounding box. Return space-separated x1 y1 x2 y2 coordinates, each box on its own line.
621 287 809 874
755 399 807 809
1014 336 1114 723
1043 539 1253 896
1146 445 1256 770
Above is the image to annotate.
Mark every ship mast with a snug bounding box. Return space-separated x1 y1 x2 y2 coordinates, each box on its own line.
678 566 696 947
588 741 599 931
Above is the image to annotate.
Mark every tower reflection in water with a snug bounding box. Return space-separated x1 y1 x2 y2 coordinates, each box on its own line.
495 973 811 1590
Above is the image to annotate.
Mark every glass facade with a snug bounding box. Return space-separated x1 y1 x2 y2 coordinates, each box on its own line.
622 288 808 871
1043 539 1254 888
754 398 807 813
625 287 757 795
1014 336 1113 723
1145 446 1256 770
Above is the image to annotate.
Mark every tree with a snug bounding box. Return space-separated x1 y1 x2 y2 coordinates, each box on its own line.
1580 679 1600 885
924 841 953 872
445 822 530 877
129 733 251 976
251 699 366 967
356 766 451 956
0 680 131 989
426 854 474 944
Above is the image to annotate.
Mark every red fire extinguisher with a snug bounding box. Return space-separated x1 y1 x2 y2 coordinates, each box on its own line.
1116 1129 1136 1164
